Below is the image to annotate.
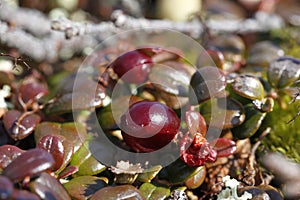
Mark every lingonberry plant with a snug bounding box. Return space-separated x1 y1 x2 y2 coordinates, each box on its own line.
2 2 300 199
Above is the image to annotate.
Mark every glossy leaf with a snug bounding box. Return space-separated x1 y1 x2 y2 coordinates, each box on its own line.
45 74 105 114
247 41 284 67
267 56 300 89
38 134 73 171
184 166 206 189
210 34 245 55
70 140 91 167
38 135 64 171
197 48 225 69
139 182 170 200
137 165 162 183
64 176 107 200
19 80 48 103
185 110 207 136
30 172 71 200
76 155 106 176
200 97 245 129
0 175 13 199
232 104 266 139
3 148 54 182
158 158 203 184
35 122 87 154
0 145 24 170
3 110 41 140
57 165 79 179
257 185 283 200
189 67 226 104
231 75 265 100
98 95 142 128
149 61 191 96
11 189 40 200
212 138 237 157
90 185 144 200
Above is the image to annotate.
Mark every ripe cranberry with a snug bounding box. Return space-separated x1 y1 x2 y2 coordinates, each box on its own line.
111 50 153 84
180 133 217 167
120 101 180 152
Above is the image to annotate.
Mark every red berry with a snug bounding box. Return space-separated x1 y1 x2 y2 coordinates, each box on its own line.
180 133 217 167
120 101 180 152
111 50 153 84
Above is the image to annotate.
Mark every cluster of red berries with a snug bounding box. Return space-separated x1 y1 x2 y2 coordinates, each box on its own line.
110 48 235 167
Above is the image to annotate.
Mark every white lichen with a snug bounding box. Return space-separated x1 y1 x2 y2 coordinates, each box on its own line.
217 176 252 200
0 85 11 109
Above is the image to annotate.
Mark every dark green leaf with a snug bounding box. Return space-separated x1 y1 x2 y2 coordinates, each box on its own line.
200 97 245 129
189 67 226 104
158 158 203 184
232 104 266 139
149 61 191 96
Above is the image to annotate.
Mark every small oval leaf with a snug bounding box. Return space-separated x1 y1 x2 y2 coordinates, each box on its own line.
38 134 66 171
149 61 191 96
0 145 24 170
64 176 107 200
76 155 106 176
30 172 71 200
232 104 266 139
3 110 41 140
231 75 265 100
189 67 226 104
212 138 237 157
11 189 40 200
184 166 206 189
139 182 170 200
137 165 162 183
3 148 54 182
90 185 144 200
200 97 245 129
158 158 203 184
19 80 48 103
267 56 300 89
35 122 87 154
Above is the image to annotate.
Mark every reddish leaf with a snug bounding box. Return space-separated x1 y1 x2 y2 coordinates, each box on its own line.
90 185 144 200
3 148 54 182
30 172 71 200
35 122 87 154
3 110 41 140
58 165 79 179
0 145 24 170
185 110 207 137
0 175 13 199
11 189 40 200
212 138 237 157
38 135 65 171
19 81 48 103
